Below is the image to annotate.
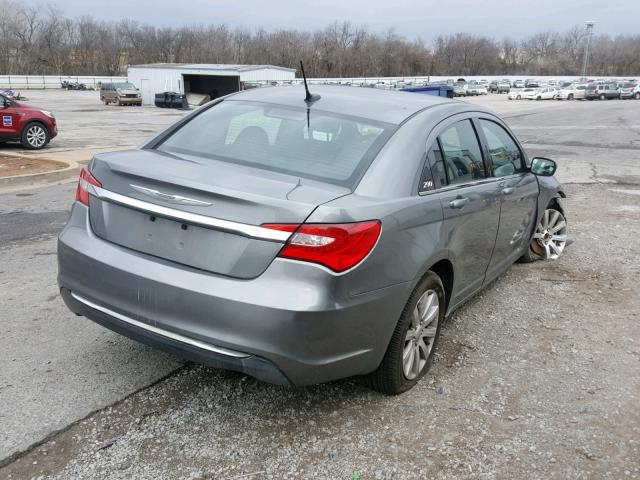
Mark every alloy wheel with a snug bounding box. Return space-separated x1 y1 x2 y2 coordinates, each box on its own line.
403 290 439 380
532 209 567 260
26 125 47 148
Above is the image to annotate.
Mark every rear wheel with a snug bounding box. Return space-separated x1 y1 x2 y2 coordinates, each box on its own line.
366 272 444 395
599 94 606 100
635 92 640 100
20 122 49 150
568 93 574 100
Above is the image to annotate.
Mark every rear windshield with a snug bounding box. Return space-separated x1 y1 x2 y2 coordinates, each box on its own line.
155 100 395 188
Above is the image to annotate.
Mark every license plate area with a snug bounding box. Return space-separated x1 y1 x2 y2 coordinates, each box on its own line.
88 197 281 277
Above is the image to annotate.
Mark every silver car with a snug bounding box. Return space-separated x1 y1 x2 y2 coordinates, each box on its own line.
58 86 568 394
557 84 587 100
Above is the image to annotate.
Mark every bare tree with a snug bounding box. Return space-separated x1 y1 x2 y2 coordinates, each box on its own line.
0 4 638 78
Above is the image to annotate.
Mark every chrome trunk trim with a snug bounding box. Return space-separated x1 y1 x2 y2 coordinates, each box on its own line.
88 185 291 242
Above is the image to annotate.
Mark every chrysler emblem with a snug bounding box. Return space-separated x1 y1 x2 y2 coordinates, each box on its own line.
130 184 212 206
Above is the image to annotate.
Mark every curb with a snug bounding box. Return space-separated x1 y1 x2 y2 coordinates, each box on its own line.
0 157 82 192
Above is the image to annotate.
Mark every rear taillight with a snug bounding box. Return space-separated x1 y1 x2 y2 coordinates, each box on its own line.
263 220 381 273
75 167 102 206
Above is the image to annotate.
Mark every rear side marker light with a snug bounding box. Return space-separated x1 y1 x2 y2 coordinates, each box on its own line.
75 167 102 206
263 221 381 273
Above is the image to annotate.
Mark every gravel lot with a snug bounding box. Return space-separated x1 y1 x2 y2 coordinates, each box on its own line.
1 91 639 479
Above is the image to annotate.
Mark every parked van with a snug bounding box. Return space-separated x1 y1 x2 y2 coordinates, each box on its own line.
100 82 142 106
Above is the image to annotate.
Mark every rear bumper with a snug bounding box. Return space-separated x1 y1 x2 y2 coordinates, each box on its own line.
59 288 291 385
57 203 410 386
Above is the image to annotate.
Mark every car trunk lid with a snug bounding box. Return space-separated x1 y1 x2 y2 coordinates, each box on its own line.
87 149 350 278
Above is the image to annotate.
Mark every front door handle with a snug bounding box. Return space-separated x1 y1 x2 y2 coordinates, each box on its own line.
449 197 469 209
502 187 515 195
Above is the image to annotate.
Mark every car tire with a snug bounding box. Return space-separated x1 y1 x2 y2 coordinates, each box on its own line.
536 96 541 101
599 94 606 100
568 94 574 100
519 205 567 263
20 122 49 150
366 271 445 395
635 92 640 100
517 95 521 100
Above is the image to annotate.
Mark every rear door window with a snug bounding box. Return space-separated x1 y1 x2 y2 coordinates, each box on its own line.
437 120 486 186
478 120 524 177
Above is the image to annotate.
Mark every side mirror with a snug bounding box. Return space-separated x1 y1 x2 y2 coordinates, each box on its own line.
531 157 557 176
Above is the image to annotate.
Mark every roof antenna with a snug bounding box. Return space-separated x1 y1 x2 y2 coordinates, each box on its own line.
300 61 320 104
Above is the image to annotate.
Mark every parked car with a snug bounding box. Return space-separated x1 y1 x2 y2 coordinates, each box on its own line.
466 83 487 95
585 84 619 100
525 79 539 88
619 82 640 100
557 84 587 100
58 85 568 395
512 80 524 88
508 88 536 100
0 92 57 149
100 82 142 106
489 81 510 93
528 87 558 100
453 84 467 97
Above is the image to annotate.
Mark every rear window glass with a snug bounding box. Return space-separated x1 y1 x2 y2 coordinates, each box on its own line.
156 100 394 188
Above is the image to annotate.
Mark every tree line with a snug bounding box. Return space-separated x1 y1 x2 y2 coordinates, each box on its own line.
1 1 639 78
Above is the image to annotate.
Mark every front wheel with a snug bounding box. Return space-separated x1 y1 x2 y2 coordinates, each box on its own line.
21 122 49 150
520 208 567 262
366 272 445 395
516 95 521 100
635 92 640 100
599 94 606 100
568 94 574 100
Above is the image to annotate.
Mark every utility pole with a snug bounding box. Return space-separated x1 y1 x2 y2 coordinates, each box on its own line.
581 21 595 79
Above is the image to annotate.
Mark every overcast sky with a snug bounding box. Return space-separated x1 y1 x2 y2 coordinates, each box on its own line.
53 0 638 39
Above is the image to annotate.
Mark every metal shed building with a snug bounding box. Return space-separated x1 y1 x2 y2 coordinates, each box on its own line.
127 63 297 105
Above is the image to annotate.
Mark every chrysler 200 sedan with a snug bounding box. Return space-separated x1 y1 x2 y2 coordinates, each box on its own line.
58 86 568 394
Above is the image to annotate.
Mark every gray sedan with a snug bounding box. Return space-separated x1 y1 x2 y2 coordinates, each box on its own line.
58 86 568 394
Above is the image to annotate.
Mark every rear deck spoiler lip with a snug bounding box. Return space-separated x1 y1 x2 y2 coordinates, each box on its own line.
88 184 292 243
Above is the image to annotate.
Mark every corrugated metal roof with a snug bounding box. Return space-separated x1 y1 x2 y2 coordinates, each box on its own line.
129 63 296 73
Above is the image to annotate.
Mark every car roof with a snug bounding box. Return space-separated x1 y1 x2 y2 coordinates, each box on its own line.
227 85 456 125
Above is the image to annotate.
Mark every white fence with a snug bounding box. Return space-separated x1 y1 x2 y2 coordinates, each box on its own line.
1 73 634 91
0 75 128 89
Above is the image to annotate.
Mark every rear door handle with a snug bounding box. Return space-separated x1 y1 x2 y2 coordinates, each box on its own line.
449 197 469 209
502 187 515 195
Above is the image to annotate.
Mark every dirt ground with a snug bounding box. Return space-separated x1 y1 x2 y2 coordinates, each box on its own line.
0 154 67 177
2 182 639 479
